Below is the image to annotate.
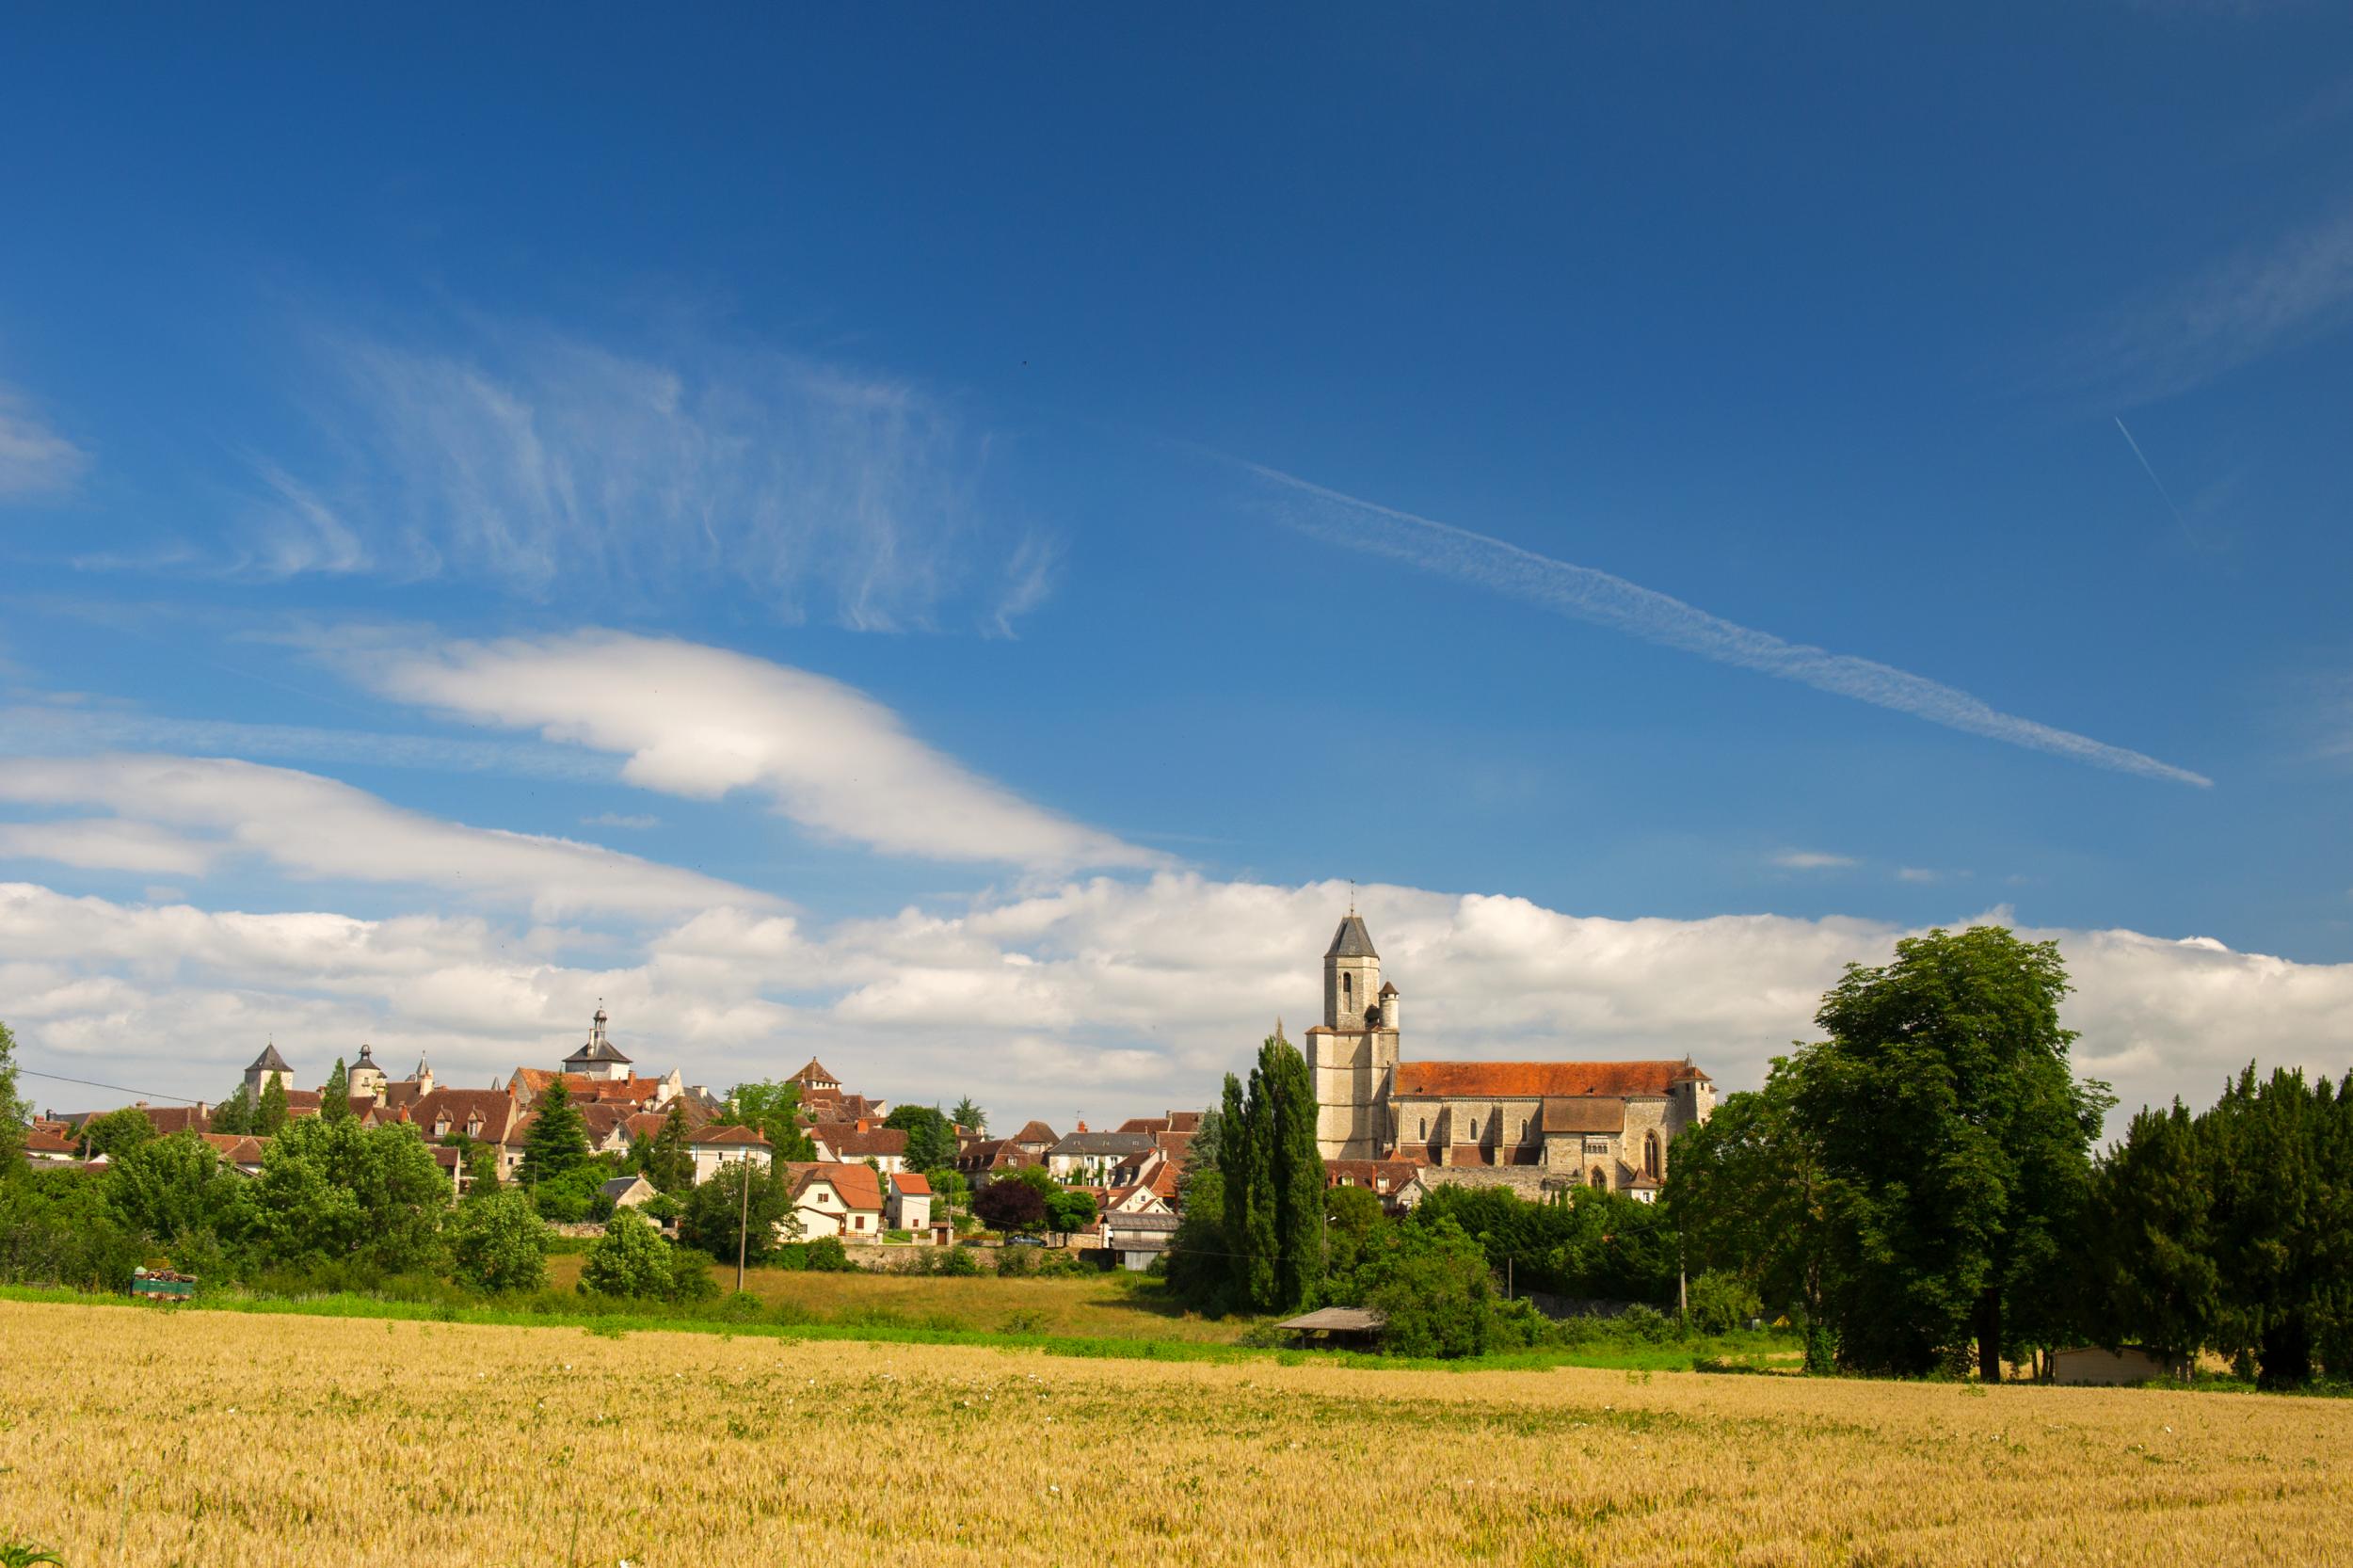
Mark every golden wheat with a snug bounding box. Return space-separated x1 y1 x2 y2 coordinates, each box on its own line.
0 1300 2344 1567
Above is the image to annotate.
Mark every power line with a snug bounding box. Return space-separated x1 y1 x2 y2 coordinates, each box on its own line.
14 1066 204 1106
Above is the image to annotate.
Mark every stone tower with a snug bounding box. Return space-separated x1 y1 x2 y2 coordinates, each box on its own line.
347 1042 387 1102
1304 912 1400 1160
244 1042 295 1099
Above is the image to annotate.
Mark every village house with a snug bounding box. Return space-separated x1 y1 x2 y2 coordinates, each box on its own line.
785 1161 886 1239
811 1122 908 1173
687 1124 774 1184
887 1172 932 1232
1048 1128 1156 1185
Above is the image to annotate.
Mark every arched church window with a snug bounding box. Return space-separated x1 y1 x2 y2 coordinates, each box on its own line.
1644 1131 1661 1179
1589 1167 1608 1191
1342 972 1353 1008
1418 1118 1428 1140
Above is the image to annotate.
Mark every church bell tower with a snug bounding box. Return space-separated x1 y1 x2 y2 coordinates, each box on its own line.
1305 908 1401 1160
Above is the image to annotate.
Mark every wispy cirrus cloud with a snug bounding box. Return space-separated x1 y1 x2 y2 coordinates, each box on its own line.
357 631 1163 872
1771 851 1856 871
1245 461 2212 789
2068 203 2353 406
0 381 89 500
228 319 1048 632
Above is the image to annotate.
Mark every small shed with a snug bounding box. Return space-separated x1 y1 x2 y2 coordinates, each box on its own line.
2049 1346 2189 1386
1274 1306 1385 1349
600 1175 658 1210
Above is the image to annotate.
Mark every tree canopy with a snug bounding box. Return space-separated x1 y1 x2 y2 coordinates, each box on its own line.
725 1080 817 1161
76 1107 157 1161
883 1104 958 1172
518 1078 590 1191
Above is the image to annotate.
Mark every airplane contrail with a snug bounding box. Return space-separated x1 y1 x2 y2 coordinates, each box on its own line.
2112 416 2195 546
1241 459 2212 789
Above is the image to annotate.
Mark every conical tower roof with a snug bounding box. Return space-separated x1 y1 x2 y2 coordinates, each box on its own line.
248 1042 292 1074
1326 913 1378 959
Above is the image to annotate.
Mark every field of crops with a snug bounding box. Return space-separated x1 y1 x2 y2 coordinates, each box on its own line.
2 1300 2345 1568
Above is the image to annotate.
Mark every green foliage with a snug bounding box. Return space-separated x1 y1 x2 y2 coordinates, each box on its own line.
803 1235 851 1272
725 1080 817 1161
246 1115 451 1275
639 1100 696 1193
1044 1186 1096 1238
320 1058 351 1121
678 1159 797 1265
0 1021 24 1169
1664 1068 1833 1361
1413 1182 1677 1304
1686 1271 1764 1336
1265 1036 1324 1311
529 1163 615 1224
0 1538 68 1566
951 1096 986 1134
460 1140 503 1194
936 1243 982 1276
518 1077 589 1193
210 1083 256 1136
2088 1064 2353 1388
0 1166 146 1290
106 1130 249 1250
579 1208 679 1300
1354 1215 1507 1358
885 1104 958 1172
447 1190 551 1294
1319 1184 1385 1286
76 1106 157 1160
1792 926 2108 1379
1162 1167 1230 1306
253 1075 290 1136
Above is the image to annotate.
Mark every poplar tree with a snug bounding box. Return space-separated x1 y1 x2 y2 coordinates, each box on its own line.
1265 1033 1325 1311
211 1084 255 1136
643 1100 696 1193
1238 1057 1279 1310
1218 1070 1252 1305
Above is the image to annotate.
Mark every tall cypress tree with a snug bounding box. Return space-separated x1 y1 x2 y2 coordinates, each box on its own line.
1264 1032 1325 1311
211 1083 255 1136
1218 1071 1252 1305
320 1058 352 1122
1238 1059 1279 1310
520 1076 590 1188
254 1075 290 1135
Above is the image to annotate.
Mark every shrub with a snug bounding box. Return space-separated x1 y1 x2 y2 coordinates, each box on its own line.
804 1237 852 1272
580 1209 677 1300
1617 1304 1679 1344
937 1244 982 1276
994 1243 1035 1278
1686 1271 1764 1336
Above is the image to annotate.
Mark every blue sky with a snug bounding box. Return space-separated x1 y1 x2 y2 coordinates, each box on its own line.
2 8 2348 1127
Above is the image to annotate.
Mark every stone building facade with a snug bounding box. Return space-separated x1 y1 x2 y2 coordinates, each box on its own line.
1301 913 1714 1198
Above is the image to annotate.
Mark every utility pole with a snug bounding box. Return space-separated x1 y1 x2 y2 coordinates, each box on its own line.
735 1158 751 1294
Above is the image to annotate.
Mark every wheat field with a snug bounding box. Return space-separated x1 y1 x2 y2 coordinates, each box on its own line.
1 1300 2344 1568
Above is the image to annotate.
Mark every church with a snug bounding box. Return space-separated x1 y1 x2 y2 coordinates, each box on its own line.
1303 912 1715 1196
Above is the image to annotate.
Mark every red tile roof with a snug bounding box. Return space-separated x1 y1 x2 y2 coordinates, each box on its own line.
1392 1060 1702 1099
1009 1120 1058 1146
689 1123 772 1148
816 1125 907 1158
891 1172 932 1196
24 1128 77 1155
790 1161 884 1211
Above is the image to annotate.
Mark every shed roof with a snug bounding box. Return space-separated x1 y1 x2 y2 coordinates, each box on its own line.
1276 1306 1385 1333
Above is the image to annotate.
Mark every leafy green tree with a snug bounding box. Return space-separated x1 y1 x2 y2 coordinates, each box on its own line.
0 1168 145 1290
0 1021 24 1169
678 1159 798 1265
1163 1167 1230 1305
77 1107 157 1160
580 1207 678 1299
447 1190 551 1293
518 1077 590 1195
246 1115 450 1274
1044 1186 1096 1239
1354 1216 1505 1358
210 1084 255 1136
638 1101 697 1193
253 1075 290 1136
2201 1064 2336 1387
724 1080 817 1160
1686 1271 1765 1336
1664 1067 1835 1364
106 1131 248 1248
951 1096 986 1134
1793 927 2110 1379
457 1139 503 1194
1319 1184 1386 1289
884 1105 957 1173
319 1058 352 1122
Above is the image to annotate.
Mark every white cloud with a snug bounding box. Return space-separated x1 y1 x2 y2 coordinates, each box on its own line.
2070 202 2353 405
0 754 762 920
244 321 1047 632
1245 461 2213 789
8 872 2346 1135
360 631 1160 871
1772 851 1856 871
583 812 661 830
1896 867 1941 883
0 382 88 500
